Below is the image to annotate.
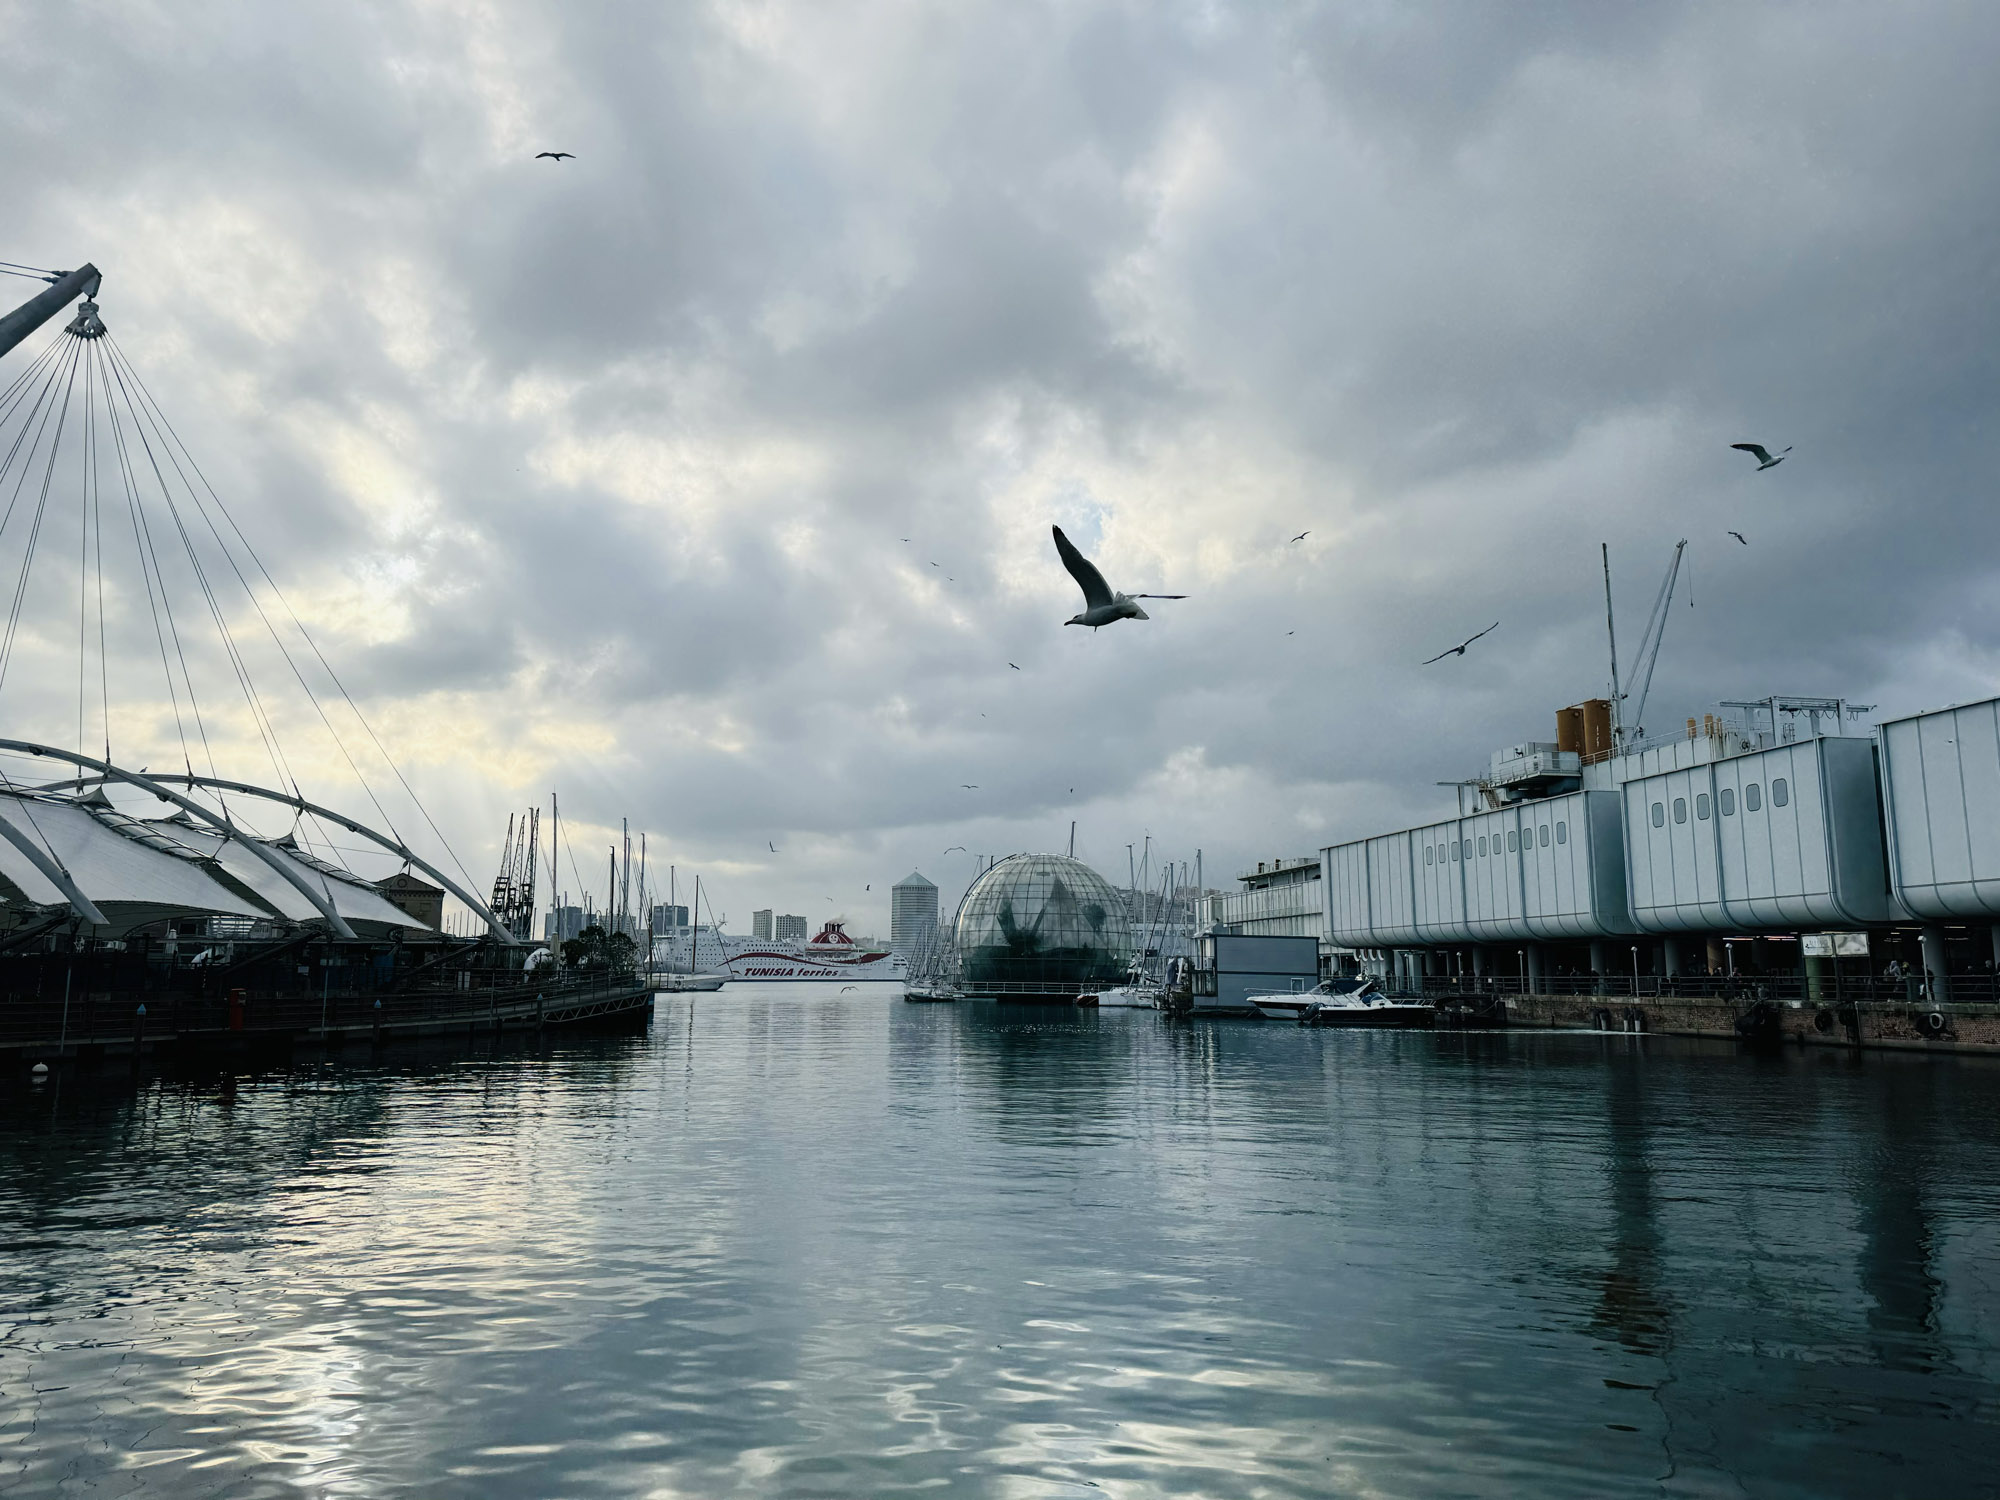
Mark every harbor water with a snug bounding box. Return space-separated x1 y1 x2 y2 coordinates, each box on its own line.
4 984 1998 1497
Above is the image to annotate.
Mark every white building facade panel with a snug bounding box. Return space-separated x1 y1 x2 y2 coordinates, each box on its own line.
1323 791 1629 945
1622 736 1894 932
1879 696 2000 920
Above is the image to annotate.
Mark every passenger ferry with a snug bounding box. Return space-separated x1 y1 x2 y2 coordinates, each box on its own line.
654 921 906 982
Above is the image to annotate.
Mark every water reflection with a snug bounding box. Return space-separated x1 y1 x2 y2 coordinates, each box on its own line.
3 990 1999 1497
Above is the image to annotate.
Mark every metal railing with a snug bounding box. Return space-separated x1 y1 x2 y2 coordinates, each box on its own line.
1383 971 1996 1007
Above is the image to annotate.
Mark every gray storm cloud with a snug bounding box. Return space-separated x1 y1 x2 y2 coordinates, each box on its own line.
2 1 1996 926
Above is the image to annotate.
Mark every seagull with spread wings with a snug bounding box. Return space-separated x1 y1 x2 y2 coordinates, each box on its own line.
1731 442 1791 471
1728 530 1748 545
1052 525 1185 628
1289 531 1309 544
535 151 574 161
1423 622 1499 664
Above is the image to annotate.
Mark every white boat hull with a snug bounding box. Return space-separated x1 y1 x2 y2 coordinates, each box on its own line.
656 927 906 983
1084 984 1165 1008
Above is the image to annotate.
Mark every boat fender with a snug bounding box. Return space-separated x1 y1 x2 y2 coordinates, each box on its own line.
1919 1010 1949 1038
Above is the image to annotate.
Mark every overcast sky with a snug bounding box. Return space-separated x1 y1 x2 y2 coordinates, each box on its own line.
3 1 1998 933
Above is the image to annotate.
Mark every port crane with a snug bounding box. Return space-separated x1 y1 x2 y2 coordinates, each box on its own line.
1603 539 1688 749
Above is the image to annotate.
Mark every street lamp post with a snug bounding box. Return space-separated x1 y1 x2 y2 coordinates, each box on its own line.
1631 945 1640 997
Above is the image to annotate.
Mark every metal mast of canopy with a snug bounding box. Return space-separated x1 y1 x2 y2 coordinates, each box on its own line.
0 263 515 943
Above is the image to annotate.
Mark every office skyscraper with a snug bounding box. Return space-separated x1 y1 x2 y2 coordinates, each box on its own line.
891 871 939 951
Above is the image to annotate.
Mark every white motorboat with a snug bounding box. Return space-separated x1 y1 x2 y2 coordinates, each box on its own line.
1077 982 1164 1008
1248 977 1430 1026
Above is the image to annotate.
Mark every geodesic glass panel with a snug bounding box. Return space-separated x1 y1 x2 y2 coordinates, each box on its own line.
953 853 1132 991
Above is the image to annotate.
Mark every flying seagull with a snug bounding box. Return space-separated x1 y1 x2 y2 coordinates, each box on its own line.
1008 662 1020 670
768 841 778 853
961 784 979 789
1052 525 1185 628
1731 442 1791 471
1423 622 1499 665
945 845 967 853
1728 530 1748 545
535 151 574 161
1289 531 1309 544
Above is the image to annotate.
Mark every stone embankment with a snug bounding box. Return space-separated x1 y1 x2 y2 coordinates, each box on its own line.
1504 993 2000 1055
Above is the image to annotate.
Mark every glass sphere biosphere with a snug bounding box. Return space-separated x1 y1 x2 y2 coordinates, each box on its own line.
954 853 1132 993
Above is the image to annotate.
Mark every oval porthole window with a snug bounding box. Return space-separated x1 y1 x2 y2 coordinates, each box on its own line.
1426 845 1434 865
1555 821 1567 844
1674 797 1687 824
1479 835 1488 856
1651 802 1665 828
1745 783 1762 812
1696 792 1711 819
1772 777 1789 807
1508 830 1519 852
1539 824 1550 846
1452 843 1460 862
1720 786 1736 816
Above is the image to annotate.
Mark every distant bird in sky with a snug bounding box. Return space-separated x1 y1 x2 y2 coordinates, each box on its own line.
535 151 574 161
1053 525 1185 628
865 884 870 892
1289 531 1309 544
768 841 778 853
1287 630 1295 636
1008 662 1020 670
1728 530 1748 545
1423 622 1499 665
1731 442 1791 471
961 784 979 789
930 561 940 567
945 845 967 853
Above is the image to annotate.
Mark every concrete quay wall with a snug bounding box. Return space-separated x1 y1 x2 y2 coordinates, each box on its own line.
1503 993 2000 1056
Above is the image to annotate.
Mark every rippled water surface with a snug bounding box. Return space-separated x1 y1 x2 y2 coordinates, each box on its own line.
5 987 2000 1497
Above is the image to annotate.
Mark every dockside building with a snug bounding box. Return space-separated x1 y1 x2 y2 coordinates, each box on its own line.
1323 692 2000 998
